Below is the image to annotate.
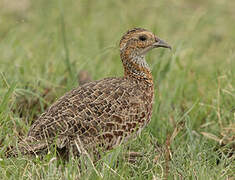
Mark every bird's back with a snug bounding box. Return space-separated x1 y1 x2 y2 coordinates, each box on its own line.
19 77 154 156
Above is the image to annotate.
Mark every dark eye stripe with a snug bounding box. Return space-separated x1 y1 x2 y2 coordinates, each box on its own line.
139 35 147 41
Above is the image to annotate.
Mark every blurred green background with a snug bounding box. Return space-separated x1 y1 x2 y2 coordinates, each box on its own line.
0 0 234 179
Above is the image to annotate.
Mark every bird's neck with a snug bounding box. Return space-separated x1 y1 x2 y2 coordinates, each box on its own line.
121 52 153 85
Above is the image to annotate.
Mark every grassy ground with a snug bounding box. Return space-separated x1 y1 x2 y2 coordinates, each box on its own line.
0 0 234 179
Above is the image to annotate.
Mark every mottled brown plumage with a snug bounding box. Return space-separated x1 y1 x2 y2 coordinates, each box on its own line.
9 28 171 159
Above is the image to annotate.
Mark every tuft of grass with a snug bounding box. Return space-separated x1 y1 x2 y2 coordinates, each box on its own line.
0 0 234 179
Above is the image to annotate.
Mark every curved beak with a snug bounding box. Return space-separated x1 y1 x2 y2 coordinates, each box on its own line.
153 37 171 50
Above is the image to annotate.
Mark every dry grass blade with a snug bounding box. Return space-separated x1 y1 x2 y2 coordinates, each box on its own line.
201 132 221 143
201 123 235 148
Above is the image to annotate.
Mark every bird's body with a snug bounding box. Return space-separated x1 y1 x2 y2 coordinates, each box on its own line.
8 28 171 159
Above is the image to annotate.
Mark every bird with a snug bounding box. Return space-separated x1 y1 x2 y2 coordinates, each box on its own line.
7 28 171 160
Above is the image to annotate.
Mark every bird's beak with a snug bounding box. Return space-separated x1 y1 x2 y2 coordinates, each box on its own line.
153 37 171 50
139 36 171 56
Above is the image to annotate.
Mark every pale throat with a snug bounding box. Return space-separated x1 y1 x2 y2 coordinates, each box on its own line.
121 53 153 83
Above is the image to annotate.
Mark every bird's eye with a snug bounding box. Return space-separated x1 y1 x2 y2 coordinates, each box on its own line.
139 35 147 41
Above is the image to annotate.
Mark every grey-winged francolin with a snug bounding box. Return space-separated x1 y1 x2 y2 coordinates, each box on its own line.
8 28 171 159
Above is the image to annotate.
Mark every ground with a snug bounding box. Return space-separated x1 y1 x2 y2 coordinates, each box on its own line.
0 0 234 179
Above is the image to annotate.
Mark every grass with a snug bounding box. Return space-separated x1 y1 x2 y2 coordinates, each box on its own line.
0 0 234 179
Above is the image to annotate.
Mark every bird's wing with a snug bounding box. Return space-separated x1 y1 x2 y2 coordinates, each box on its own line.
23 77 148 152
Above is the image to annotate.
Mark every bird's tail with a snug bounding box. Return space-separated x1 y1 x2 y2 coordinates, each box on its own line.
5 146 20 158
4 137 48 158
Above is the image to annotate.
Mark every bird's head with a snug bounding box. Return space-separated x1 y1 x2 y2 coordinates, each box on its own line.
119 28 171 82
120 28 171 57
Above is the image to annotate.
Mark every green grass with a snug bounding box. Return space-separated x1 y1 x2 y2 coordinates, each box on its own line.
0 0 234 179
